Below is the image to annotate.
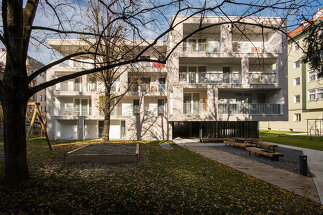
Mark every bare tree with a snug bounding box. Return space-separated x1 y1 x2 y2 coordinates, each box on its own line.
0 0 312 184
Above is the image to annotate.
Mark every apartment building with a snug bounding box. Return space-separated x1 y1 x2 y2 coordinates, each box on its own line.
0 48 47 112
47 16 288 140
260 9 323 133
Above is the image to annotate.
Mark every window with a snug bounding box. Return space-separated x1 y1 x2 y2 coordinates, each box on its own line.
293 43 300 51
44 95 46 102
318 88 323 100
294 60 300 69
257 93 266 103
40 106 43 112
183 93 200 114
121 121 126 138
236 93 252 103
158 99 164 115
294 113 301 122
294 95 300 103
309 90 316 101
74 98 91 116
179 65 206 84
133 99 140 115
223 67 231 83
45 106 46 112
40 95 42 101
184 38 207 52
294 77 300 86
308 70 323 82
159 78 166 92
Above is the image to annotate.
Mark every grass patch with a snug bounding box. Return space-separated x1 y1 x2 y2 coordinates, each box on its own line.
0 138 322 214
260 130 323 151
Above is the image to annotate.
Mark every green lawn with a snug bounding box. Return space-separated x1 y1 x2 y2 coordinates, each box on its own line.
260 130 323 151
0 138 322 214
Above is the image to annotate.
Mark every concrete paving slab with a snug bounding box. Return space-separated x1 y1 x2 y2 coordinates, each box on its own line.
173 139 320 204
266 143 323 204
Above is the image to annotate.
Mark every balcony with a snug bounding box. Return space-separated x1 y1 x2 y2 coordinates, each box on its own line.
183 102 208 115
180 72 242 84
128 83 166 95
56 81 82 92
183 40 221 54
218 103 283 115
232 41 281 53
52 107 91 116
249 73 277 84
128 62 167 73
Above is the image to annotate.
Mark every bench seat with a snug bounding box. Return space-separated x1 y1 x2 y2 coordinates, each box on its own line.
224 141 252 149
246 147 284 161
200 138 231 143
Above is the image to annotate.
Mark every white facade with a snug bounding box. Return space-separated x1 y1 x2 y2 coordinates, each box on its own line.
47 16 288 140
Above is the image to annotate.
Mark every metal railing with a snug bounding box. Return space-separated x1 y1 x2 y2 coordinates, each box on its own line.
183 102 208 115
183 41 221 54
180 72 242 84
52 107 91 116
232 41 281 53
218 103 283 115
129 83 166 94
56 82 82 92
249 73 277 84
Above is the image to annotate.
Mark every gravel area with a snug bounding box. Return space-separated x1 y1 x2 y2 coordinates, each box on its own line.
210 145 306 175
72 144 137 155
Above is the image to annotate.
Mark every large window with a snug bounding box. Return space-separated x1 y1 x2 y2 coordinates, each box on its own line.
158 99 165 115
121 121 126 138
183 93 200 114
74 98 91 116
133 99 140 115
308 70 323 82
318 88 323 100
236 93 252 103
179 65 206 84
183 38 207 52
309 90 316 101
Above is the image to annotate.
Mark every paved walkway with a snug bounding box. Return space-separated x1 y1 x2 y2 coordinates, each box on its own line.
271 143 323 205
173 139 321 204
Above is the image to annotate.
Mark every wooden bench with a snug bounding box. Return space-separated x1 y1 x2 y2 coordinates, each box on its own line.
253 141 278 151
200 138 231 143
246 147 284 161
224 141 252 149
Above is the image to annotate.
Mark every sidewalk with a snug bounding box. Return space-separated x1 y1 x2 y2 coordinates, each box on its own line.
268 143 323 205
173 139 321 204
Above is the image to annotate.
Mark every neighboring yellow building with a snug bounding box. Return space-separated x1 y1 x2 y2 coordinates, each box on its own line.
260 9 323 133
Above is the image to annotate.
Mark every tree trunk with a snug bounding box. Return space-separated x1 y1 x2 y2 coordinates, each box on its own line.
2 95 29 184
101 89 111 143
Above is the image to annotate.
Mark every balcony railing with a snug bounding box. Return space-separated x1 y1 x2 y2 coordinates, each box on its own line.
180 72 242 84
52 107 91 116
128 83 166 94
218 103 283 115
144 106 165 116
183 41 221 54
183 102 208 115
249 73 277 84
56 82 82 92
232 41 281 53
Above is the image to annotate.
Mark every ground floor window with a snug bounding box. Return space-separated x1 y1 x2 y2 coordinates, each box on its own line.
294 113 301 122
121 120 126 138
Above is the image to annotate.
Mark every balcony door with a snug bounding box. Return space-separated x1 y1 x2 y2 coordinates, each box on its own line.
74 98 91 116
183 93 200 114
